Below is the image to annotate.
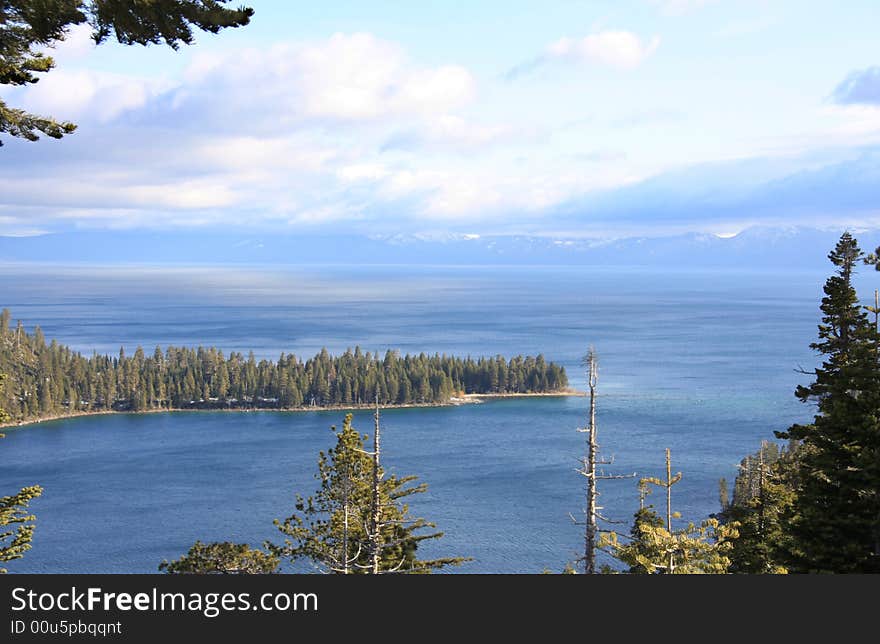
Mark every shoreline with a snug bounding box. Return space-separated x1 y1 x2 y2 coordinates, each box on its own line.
0 390 585 430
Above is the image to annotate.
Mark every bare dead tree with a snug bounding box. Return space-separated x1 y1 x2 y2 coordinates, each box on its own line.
366 392 383 574
867 290 880 369
573 348 634 573
866 289 880 333
757 441 767 547
339 466 354 574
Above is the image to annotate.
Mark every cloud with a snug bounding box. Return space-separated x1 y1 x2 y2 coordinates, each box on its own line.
170 33 476 129
382 115 510 152
50 23 97 61
294 33 474 119
336 163 390 183
832 67 880 106
11 69 172 123
0 34 564 231
549 32 661 69
507 30 659 78
552 145 880 236
7 30 880 239
2 32 517 230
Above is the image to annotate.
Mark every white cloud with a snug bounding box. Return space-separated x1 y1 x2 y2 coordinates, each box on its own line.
0 214 49 237
821 105 880 140
0 167 238 212
425 182 503 217
748 104 880 159
0 31 658 232
337 163 390 183
40 23 96 63
191 135 339 174
387 65 475 115
12 31 485 148
546 31 660 70
425 115 508 146
287 204 364 226
15 69 172 123
56 23 96 59
178 33 475 124
123 181 239 210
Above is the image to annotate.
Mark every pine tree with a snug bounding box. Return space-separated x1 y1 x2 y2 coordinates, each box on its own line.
775 232 880 572
0 373 43 573
0 485 43 573
615 481 666 574
721 441 796 574
600 450 737 574
601 515 737 574
1 0 253 146
159 541 278 574
270 412 468 573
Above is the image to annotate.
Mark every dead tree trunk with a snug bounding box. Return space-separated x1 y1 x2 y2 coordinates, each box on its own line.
584 350 598 574
369 392 382 575
575 348 633 573
661 449 682 573
641 448 682 573
866 287 880 333
341 475 351 575
758 443 766 548
665 449 672 534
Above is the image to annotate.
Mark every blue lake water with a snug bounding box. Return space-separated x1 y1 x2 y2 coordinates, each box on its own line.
0 262 860 573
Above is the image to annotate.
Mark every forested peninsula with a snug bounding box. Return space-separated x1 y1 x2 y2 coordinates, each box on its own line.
0 309 568 425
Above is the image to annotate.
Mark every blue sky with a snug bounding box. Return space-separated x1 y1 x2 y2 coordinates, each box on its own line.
1 0 879 238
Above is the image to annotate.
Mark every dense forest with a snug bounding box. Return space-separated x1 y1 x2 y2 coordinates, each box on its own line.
0 309 568 424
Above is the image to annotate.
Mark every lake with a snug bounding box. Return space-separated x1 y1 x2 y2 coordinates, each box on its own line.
0 262 855 572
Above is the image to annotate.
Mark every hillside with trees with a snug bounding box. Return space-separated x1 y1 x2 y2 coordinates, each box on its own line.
0 310 568 424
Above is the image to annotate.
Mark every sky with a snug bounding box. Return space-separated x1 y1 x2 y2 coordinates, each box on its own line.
1 0 880 239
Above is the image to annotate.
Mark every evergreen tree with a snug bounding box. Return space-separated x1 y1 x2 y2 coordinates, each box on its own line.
601 515 737 574
270 413 468 573
721 441 797 574
776 232 880 572
0 310 566 423
0 373 43 573
615 482 667 574
159 541 278 574
0 485 43 573
600 450 737 574
1 0 253 146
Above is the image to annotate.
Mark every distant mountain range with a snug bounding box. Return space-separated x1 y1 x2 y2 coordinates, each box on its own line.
2 226 878 269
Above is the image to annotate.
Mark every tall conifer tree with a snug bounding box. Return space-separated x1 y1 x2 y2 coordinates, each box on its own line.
270 413 468 573
776 232 880 572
